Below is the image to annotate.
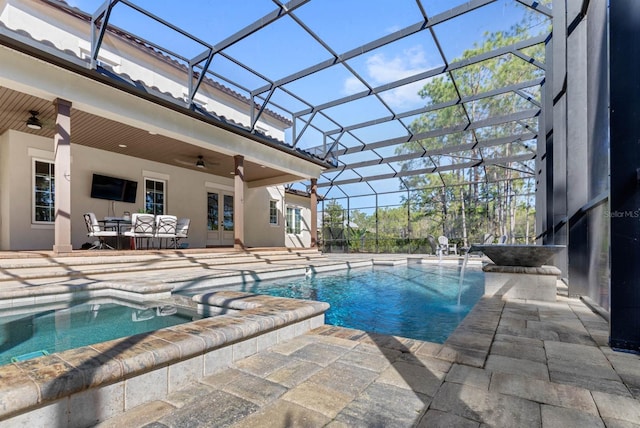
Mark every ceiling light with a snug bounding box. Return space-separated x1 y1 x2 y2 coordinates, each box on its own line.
118 144 128 148
26 110 42 130
196 155 205 168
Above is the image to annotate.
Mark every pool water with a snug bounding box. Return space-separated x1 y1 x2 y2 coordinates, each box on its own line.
0 301 201 366
225 263 484 343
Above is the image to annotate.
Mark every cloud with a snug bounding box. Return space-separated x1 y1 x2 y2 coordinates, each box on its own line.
343 45 431 109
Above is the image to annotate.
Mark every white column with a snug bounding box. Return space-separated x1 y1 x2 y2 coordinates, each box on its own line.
53 98 73 254
310 178 318 248
234 155 245 250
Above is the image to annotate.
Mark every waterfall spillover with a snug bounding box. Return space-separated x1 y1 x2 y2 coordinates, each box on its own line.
458 252 470 306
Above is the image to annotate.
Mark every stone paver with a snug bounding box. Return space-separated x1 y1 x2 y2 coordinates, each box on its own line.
484 354 550 380
305 361 378 397
445 364 491 391
218 370 288 406
489 372 598 414
281 380 353 418
430 381 541 427
376 360 446 397
540 404 605 428
592 390 640 425
333 381 429 427
489 339 547 363
265 359 323 388
416 409 480 428
158 389 260 427
230 399 330 428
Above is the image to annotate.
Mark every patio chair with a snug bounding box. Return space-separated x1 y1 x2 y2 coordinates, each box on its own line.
123 213 155 249
437 235 448 255
83 212 117 250
154 214 178 249
171 218 190 248
483 233 495 244
438 235 457 255
498 234 508 244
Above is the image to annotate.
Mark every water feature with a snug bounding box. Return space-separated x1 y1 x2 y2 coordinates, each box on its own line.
466 244 565 302
467 244 565 267
458 252 470 306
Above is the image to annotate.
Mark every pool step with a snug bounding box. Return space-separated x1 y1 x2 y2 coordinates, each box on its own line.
0 251 376 306
0 249 327 282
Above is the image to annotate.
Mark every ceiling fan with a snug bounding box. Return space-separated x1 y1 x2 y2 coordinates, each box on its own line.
173 154 221 169
24 110 55 130
26 110 43 129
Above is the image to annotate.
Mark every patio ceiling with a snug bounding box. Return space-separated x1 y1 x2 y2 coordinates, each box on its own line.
1 0 552 197
0 85 290 183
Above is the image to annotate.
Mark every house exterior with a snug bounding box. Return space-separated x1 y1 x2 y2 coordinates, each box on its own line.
0 0 326 251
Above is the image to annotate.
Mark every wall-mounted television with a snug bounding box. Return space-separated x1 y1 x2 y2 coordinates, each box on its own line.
90 174 137 203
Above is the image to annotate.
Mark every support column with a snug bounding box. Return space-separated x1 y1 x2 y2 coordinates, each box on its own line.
609 0 640 352
53 98 73 254
233 155 245 250
310 178 318 248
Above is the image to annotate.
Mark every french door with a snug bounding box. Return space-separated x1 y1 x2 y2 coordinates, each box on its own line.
206 191 234 246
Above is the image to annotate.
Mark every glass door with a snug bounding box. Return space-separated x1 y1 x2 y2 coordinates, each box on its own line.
207 191 234 246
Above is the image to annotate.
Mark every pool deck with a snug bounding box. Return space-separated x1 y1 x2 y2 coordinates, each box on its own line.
0 249 639 427
97 299 640 428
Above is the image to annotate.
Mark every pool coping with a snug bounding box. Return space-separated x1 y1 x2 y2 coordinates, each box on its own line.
0 290 329 424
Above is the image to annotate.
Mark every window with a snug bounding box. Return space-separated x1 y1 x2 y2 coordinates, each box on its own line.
145 178 165 215
207 192 234 231
269 200 278 225
223 195 234 231
207 192 219 231
286 206 301 234
33 160 55 223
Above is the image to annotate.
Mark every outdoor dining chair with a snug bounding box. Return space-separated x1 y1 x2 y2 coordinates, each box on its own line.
83 212 117 250
171 218 190 248
124 213 155 249
154 215 178 249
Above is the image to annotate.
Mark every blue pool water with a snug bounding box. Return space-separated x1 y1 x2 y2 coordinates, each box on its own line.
0 302 200 366
224 263 484 343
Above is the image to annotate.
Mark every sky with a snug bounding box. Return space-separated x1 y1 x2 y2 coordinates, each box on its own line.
65 0 549 205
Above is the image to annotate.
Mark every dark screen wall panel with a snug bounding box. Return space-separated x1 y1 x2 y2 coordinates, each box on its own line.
609 0 640 352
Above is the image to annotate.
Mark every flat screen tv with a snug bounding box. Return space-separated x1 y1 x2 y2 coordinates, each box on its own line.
90 174 137 203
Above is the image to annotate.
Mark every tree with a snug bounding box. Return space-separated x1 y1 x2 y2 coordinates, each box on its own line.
398 15 547 243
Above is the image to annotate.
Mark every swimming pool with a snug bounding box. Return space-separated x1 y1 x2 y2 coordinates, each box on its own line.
212 263 484 343
0 299 203 366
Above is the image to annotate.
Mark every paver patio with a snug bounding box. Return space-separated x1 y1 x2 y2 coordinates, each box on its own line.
95 293 640 427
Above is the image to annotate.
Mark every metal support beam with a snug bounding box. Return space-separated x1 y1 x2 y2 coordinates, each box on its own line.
610 0 640 353
90 0 119 69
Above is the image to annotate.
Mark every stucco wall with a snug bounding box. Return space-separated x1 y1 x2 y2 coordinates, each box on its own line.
284 193 311 248
0 130 11 250
1 131 55 250
244 186 286 248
